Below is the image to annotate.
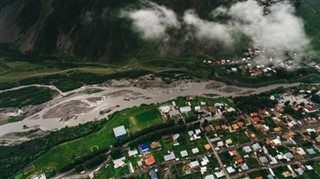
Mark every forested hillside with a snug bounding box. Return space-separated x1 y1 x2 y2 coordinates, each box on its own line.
0 0 319 63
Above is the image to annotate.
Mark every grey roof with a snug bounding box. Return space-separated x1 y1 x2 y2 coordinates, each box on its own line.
210 137 221 142
259 156 269 164
113 125 127 137
252 143 262 150
243 146 252 153
284 152 294 159
295 168 304 175
267 174 275 179
169 109 181 117
241 163 249 170
307 148 316 155
164 152 176 161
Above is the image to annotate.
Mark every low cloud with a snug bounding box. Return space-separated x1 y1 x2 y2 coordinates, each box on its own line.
228 0 309 54
124 2 180 40
124 0 309 58
183 10 233 47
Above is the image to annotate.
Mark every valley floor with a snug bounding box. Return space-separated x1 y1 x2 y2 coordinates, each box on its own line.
0 78 307 142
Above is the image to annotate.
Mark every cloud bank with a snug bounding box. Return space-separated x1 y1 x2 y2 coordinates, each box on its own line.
228 0 309 54
124 0 309 56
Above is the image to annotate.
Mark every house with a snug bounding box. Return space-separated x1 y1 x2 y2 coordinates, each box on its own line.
297 147 306 155
159 106 171 114
140 144 149 152
226 166 235 174
128 149 138 157
269 156 278 165
180 150 188 158
295 168 304 175
241 163 249 171
226 139 233 145
150 141 161 149
306 165 313 170
243 146 252 153
284 132 296 139
252 143 262 151
215 169 225 178
251 112 258 117
267 174 275 179
200 156 209 166
145 156 156 166
200 166 208 174
204 144 211 150
149 169 158 179
208 106 216 113
205 174 215 179
215 125 222 130
169 109 181 119
192 148 199 154
232 124 239 131
303 104 318 113
221 125 228 130
217 141 224 147
307 148 316 155
259 156 269 165
205 126 212 132
272 138 282 146
284 152 294 160
180 106 192 113
190 160 200 168
274 127 282 132
208 133 218 141
252 117 261 123
113 157 126 168
113 125 127 138
32 174 46 179
164 152 176 161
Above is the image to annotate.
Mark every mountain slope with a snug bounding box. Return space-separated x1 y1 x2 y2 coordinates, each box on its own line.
0 0 247 63
0 0 319 63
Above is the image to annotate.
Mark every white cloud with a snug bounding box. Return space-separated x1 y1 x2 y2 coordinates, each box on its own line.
183 10 233 46
124 1 309 58
125 2 180 40
228 0 309 53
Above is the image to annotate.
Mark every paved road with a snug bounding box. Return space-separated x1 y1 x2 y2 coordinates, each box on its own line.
205 133 231 179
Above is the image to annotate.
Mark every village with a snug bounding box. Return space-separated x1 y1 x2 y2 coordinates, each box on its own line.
89 85 320 179
203 47 319 79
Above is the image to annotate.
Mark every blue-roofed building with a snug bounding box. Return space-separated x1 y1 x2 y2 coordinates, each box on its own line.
140 144 150 152
272 94 283 99
149 169 158 179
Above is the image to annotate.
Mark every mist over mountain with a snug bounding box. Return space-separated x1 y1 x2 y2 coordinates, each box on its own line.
0 0 317 63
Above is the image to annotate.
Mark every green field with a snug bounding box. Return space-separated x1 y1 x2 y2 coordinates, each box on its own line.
128 106 164 132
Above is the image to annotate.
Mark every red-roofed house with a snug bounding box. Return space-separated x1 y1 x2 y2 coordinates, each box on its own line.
252 117 261 123
251 112 258 117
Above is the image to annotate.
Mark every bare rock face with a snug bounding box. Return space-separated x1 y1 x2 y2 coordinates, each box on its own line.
0 2 20 43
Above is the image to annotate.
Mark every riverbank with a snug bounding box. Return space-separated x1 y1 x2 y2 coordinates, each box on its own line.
0 79 308 139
